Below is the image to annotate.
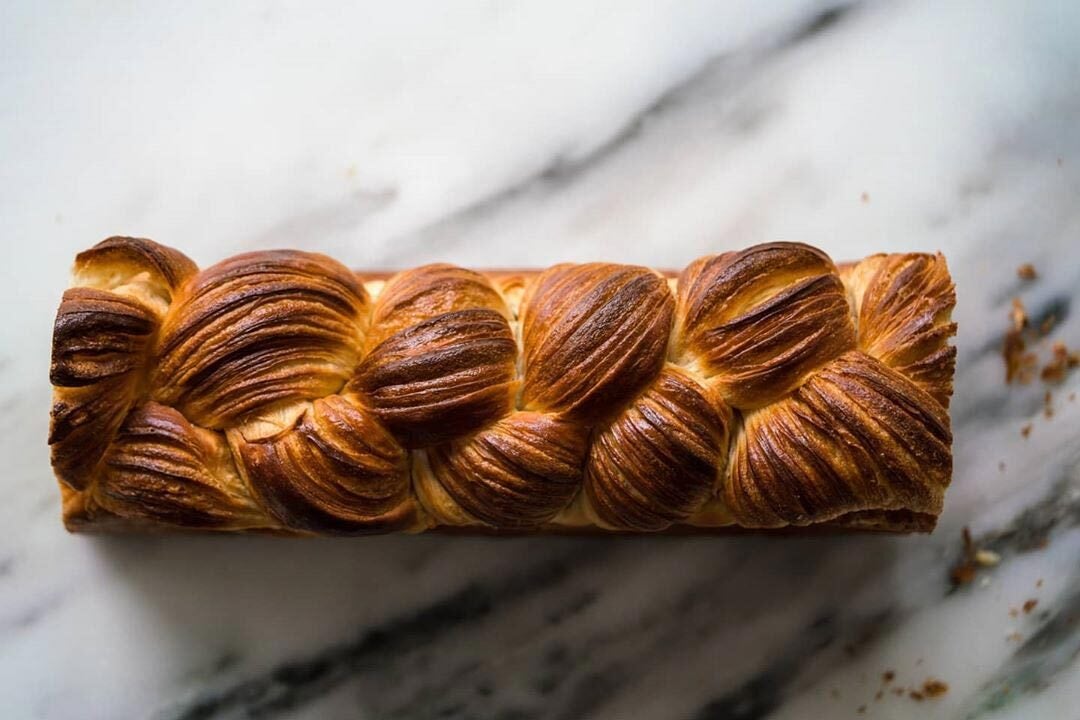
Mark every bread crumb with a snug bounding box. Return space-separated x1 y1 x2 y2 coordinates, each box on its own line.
1044 391 1054 419
1023 598 1039 614
875 690 884 701
892 687 905 697
1007 631 1024 642
999 461 1006 472
1021 424 1032 438
975 549 1001 566
922 679 949 698
1011 298 1028 331
1041 341 1080 383
1036 578 1044 588
861 192 870 203
951 527 979 585
1017 263 1037 280
882 670 895 683
857 705 866 714
909 690 925 701
1009 607 1019 618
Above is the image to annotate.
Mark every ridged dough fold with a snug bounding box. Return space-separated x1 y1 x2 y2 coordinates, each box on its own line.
418 411 586 528
672 242 856 409
585 365 733 531
153 250 368 428
520 263 674 422
725 351 952 528
230 395 416 534
94 402 266 528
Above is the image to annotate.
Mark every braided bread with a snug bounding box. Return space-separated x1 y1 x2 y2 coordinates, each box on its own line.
49 237 956 535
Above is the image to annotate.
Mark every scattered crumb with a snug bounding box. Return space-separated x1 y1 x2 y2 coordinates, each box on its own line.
1011 297 1028 331
1023 598 1039 614
915 658 924 666
975 549 1001 567
892 687 905 697
1021 424 1032 438
922 679 949 698
951 527 980 585
861 192 870 203
1007 631 1024 642
1037 578 1044 588
857 705 867 714
1041 341 1080 383
999 461 1006 472
882 670 895 683
1044 391 1055 419
1017 263 1037 280
1009 607 1019 618
875 690 884 701
909 690 925 701
1070 392 1076 402
1003 301 1039 383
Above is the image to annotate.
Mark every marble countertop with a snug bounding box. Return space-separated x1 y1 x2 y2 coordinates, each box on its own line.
2 1 1079 718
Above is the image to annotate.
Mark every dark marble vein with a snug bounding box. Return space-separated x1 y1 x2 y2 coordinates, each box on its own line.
963 573 1080 719
381 3 862 263
688 614 838 720
167 543 607 720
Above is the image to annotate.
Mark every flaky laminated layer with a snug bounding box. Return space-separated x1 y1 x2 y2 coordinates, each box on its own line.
49 237 957 535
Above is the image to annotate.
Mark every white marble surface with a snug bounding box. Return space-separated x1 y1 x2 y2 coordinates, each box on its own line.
3 1 1080 718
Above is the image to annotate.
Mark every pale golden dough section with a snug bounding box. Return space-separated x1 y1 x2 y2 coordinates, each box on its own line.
48 237 957 535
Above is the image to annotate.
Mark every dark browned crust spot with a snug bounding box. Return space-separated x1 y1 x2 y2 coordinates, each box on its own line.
49 288 158 490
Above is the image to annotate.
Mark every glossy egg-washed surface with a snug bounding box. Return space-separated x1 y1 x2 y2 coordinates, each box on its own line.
48 237 956 535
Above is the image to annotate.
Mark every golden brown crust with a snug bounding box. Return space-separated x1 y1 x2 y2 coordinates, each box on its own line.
672 242 857 409
584 365 733 531
152 251 368 428
520 263 674 422
725 351 951 528
365 264 511 349
93 402 266 528
73 236 198 313
48 238 958 536
350 308 518 447
230 395 416 534
844 253 957 408
421 411 586 528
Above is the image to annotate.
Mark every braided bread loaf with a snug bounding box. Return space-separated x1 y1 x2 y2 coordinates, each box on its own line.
49 237 956 535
